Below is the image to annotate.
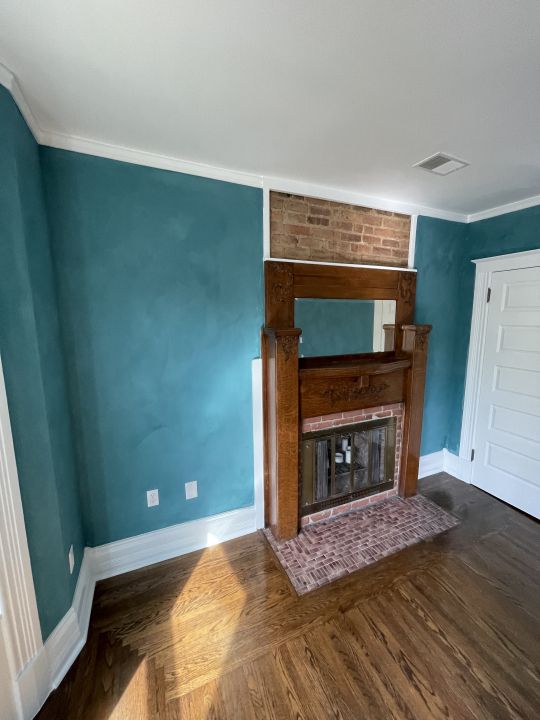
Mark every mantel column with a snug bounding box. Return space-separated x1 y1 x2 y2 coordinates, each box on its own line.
264 327 301 540
399 324 432 497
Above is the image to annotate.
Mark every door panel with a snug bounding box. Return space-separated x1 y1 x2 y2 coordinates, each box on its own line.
473 265 540 518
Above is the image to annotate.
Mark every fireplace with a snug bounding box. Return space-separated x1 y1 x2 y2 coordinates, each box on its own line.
300 416 396 516
263 260 431 540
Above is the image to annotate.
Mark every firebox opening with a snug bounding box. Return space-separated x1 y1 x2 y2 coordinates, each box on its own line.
300 416 396 516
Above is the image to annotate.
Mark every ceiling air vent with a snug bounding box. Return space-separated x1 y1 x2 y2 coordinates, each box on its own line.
414 152 469 176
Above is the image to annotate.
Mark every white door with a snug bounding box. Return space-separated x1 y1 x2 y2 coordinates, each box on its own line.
472 265 540 518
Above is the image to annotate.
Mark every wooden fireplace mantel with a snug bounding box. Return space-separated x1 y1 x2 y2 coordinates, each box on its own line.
262 260 431 541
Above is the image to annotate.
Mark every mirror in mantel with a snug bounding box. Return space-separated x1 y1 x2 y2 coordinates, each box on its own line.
295 298 396 357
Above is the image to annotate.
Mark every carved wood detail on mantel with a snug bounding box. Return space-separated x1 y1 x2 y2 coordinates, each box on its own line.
262 260 430 541
322 379 390 405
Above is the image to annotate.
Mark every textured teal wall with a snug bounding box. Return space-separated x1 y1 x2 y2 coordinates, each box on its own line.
41 149 263 546
415 207 540 456
0 87 84 639
295 299 374 357
414 216 469 455
447 205 540 452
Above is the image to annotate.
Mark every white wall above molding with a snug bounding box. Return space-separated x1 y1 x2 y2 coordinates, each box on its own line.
1 62 539 224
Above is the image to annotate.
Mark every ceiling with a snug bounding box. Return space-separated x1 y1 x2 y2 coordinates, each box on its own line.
1 0 539 218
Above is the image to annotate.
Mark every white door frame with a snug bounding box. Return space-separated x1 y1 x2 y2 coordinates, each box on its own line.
0 354 48 719
459 249 540 466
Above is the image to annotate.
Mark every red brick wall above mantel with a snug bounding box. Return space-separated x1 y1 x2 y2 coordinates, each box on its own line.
270 191 411 267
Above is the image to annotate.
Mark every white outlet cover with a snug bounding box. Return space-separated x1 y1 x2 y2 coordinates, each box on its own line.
147 489 159 507
68 545 75 574
185 481 198 500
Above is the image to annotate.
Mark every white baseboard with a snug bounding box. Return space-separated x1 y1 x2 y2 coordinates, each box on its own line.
14 549 94 719
45 550 95 690
418 449 472 482
418 451 444 478
443 450 472 483
44 609 82 690
89 504 257 581
12 646 49 720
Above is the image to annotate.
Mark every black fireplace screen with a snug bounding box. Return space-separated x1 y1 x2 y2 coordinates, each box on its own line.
300 416 396 516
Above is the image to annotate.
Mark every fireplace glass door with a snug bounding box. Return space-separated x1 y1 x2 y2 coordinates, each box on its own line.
300 417 396 516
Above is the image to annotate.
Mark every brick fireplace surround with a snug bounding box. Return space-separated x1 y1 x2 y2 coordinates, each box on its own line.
300 403 403 528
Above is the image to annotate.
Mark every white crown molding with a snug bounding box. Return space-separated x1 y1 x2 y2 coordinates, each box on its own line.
467 194 540 223
40 129 264 188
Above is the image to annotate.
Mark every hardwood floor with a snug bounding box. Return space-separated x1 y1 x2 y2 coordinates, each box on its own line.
37 474 540 719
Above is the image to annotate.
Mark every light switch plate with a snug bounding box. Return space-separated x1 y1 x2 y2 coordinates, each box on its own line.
147 489 159 507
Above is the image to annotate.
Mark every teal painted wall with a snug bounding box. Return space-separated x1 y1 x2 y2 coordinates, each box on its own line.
447 205 540 452
415 207 540 456
0 86 84 639
40 149 263 546
414 217 468 455
295 299 374 357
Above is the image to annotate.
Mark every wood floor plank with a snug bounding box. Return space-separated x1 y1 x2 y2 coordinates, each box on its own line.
371 588 483 720
37 476 540 720
400 570 540 718
348 604 453 719
243 651 306 720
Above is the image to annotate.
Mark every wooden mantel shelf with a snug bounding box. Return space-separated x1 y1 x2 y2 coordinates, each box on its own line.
299 355 411 380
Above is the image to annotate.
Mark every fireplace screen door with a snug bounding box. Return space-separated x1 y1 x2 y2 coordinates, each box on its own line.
300 417 396 516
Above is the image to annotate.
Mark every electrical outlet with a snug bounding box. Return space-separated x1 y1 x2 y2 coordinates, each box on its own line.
147 489 159 507
68 545 75 574
185 481 198 500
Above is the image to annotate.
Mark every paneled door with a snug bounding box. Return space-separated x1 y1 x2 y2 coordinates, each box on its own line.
472 265 540 518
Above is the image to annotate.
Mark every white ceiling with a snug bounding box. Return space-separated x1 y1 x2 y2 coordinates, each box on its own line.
1 1 539 218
